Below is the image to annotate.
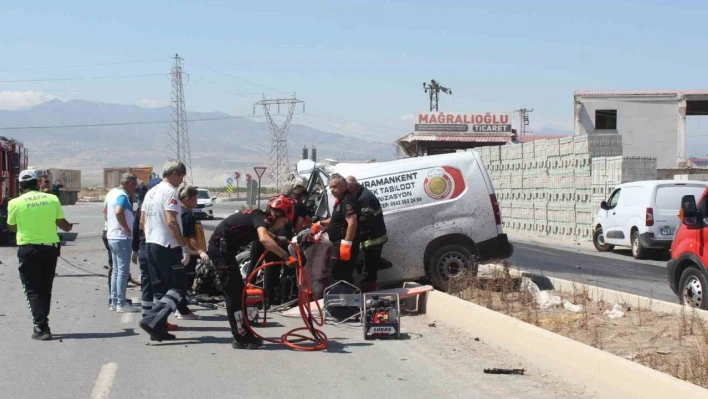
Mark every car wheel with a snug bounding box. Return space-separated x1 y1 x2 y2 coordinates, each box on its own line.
592 227 614 252
679 266 708 310
631 229 648 260
427 244 479 291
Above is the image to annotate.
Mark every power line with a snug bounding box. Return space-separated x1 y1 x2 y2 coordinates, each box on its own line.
301 113 402 142
189 62 290 95
0 73 168 83
0 115 261 131
0 57 172 73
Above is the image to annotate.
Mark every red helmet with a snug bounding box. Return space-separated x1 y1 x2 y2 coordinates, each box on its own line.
267 195 295 221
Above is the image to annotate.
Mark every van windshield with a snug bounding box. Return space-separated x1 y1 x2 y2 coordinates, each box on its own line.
655 185 706 210
198 190 210 199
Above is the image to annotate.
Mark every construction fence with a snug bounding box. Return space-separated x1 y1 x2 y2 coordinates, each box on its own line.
477 134 657 241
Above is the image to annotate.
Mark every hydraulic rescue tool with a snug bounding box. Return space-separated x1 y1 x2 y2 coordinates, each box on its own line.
241 241 328 351
363 293 401 340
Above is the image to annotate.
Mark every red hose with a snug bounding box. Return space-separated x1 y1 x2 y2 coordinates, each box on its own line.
241 242 328 351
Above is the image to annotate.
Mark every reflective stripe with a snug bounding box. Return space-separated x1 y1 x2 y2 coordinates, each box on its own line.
363 234 388 248
373 209 382 216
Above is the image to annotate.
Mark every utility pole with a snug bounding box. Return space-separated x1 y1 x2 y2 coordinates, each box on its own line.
254 94 305 190
515 108 533 139
422 79 452 112
168 53 193 182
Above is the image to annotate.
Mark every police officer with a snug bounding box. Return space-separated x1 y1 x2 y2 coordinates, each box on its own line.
311 173 360 285
346 176 388 292
7 170 73 340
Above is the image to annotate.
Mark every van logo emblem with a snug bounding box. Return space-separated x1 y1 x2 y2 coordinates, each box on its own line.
423 166 467 201
424 168 453 200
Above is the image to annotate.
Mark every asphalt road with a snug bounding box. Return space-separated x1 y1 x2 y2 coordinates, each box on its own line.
0 202 589 399
509 240 675 302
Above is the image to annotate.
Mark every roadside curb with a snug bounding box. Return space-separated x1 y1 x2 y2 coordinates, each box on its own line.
425 290 707 398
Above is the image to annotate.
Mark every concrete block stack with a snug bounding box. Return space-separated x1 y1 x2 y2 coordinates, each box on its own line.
591 156 658 204
476 133 649 242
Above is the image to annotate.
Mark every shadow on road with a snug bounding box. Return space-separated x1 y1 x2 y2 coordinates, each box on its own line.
609 248 671 262
53 328 139 340
55 273 105 279
149 335 374 353
176 326 232 332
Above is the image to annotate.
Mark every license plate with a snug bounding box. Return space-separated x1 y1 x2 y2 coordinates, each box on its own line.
661 227 675 235
193 209 202 213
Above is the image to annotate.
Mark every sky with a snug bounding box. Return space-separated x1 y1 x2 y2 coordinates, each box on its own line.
1 0 708 150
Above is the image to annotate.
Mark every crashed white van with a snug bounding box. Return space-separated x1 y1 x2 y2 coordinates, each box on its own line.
301 151 513 289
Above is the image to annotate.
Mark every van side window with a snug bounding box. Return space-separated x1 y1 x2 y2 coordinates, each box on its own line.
607 189 621 209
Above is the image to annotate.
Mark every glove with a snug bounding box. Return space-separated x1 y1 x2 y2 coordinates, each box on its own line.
181 246 191 266
311 222 321 235
340 240 352 261
282 255 298 268
131 251 138 264
199 251 211 266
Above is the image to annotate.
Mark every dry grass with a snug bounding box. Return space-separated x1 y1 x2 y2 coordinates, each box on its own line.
446 269 708 389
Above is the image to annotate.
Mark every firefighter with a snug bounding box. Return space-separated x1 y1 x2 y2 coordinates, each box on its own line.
311 173 360 285
207 196 297 349
346 176 388 292
7 170 73 340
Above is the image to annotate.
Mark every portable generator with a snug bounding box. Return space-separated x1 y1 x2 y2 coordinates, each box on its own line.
363 293 401 340
245 284 266 326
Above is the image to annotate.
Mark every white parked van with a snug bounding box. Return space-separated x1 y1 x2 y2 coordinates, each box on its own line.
593 180 708 259
302 151 513 289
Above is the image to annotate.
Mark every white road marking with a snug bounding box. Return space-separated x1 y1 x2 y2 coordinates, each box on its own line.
90 362 118 399
120 313 134 324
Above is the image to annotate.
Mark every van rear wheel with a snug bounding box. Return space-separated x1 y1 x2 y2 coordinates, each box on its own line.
427 244 478 291
592 227 614 252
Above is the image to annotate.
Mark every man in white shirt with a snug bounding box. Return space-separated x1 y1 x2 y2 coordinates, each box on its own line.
103 173 139 313
138 161 191 341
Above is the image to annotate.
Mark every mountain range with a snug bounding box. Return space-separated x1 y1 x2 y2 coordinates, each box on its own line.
0 99 397 187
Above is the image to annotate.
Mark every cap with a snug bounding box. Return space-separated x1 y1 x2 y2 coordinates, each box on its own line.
19 170 38 182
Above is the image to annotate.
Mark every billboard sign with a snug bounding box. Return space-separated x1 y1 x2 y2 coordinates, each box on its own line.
414 112 512 134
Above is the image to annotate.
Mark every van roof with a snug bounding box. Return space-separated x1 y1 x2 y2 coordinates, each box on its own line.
334 151 480 175
616 180 708 188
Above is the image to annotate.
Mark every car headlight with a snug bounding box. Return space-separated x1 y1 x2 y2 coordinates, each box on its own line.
204 203 213 207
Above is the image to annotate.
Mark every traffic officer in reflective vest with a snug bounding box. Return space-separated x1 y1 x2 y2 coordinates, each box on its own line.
7 170 73 340
346 176 388 292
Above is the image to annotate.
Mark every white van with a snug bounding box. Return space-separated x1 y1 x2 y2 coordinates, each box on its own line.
593 180 708 259
302 151 513 289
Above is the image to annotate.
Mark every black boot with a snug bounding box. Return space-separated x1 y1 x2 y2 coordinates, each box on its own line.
232 334 263 350
32 325 52 341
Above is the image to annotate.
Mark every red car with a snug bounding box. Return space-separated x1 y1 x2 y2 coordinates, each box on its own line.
667 189 708 309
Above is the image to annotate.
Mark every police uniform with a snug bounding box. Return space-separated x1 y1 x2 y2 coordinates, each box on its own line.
328 193 360 284
8 170 67 340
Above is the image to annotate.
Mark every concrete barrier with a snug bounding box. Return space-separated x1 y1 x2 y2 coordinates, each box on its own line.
426 290 707 398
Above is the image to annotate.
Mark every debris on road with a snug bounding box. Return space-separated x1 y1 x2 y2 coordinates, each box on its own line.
562 299 583 313
428 321 437 327
484 368 525 375
603 304 626 319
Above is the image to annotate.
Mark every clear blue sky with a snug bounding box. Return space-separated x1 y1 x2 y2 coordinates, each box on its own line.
2 0 708 148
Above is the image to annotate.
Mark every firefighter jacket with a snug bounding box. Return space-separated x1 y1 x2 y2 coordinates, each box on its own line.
354 184 388 249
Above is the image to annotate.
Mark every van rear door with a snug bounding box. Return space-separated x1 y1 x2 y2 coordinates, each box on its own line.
471 151 503 235
653 183 708 239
